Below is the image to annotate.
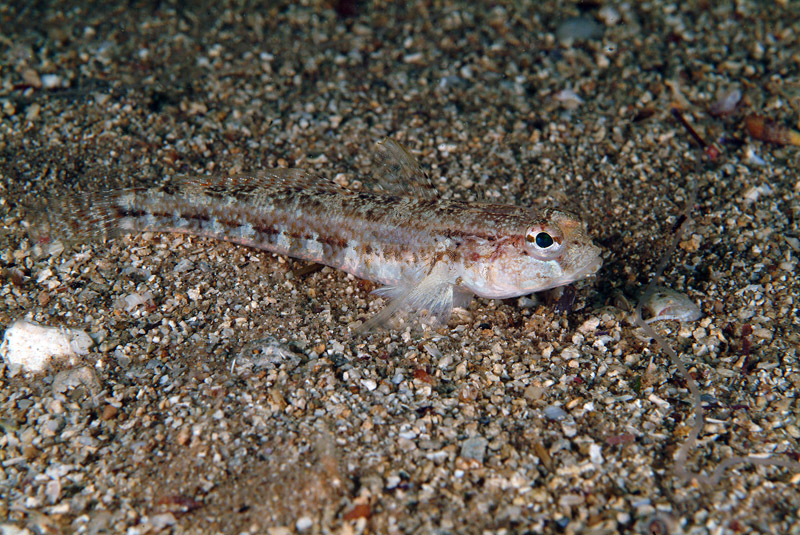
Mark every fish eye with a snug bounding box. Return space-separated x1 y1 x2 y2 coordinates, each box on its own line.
525 226 563 258
534 232 554 249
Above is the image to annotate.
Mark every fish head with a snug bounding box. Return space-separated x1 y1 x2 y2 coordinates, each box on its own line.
467 210 602 299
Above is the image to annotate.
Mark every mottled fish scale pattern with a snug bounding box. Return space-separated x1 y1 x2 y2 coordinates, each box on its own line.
111 176 546 282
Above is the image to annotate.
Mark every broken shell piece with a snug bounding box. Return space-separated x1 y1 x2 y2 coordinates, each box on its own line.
709 89 741 117
1 319 93 374
52 366 102 395
642 287 701 323
744 115 800 146
554 88 584 109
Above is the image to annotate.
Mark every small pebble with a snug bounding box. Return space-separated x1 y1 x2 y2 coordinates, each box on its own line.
26 103 41 121
0 524 32 535
558 494 584 507
295 517 313 532
460 436 488 463
101 405 119 420
578 317 600 333
589 443 604 464
120 291 154 312
544 405 568 421
360 378 377 391
556 17 603 44
146 514 176 531
598 6 621 26
173 258 194 272
40 74 63 89
745 147 767 167
45 478 61 503
554 88 583 109
22 68 42 88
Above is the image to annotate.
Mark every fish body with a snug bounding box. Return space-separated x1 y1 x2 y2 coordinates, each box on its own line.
37 141 602 328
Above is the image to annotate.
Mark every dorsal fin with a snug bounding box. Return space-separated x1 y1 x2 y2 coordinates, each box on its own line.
369 139 438 199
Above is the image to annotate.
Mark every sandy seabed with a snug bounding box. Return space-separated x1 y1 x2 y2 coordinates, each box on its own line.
1 1 799 534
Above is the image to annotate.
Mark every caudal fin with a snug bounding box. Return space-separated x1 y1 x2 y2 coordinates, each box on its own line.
25 189 136 250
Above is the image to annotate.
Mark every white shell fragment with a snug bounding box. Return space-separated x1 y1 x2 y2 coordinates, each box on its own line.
52 366 102 395
117 291 154 312
643 287 701 323
554 88 584 109
709 88 741 117
0 319 93 373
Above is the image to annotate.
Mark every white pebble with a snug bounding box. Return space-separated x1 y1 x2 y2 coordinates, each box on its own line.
295 517 313 532
146 514 176 531
1 320 92 373
360 378 377 391
578 317 600 333
648 393 670 409
0 524 32 535
173 258 194 273
709 88 741 116
45 478 61 503
120 291 154 312
36 267 53 283
40 74 63 89
187 287 202 300
589 443 604 464
745 147 767 167
598 6 621 26
423 343 442 359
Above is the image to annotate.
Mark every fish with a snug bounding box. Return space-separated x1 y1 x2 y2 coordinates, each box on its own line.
30 140 603 330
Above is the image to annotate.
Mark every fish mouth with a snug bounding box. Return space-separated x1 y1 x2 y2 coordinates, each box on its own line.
572 254 603 281
546 252 603 291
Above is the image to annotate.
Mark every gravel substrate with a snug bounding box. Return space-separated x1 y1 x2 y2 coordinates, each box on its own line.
2 1 799 534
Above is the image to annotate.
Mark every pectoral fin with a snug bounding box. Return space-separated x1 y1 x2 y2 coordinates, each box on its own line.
357 263 463 332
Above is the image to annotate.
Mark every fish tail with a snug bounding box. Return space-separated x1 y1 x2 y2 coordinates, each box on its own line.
25 189 137 249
